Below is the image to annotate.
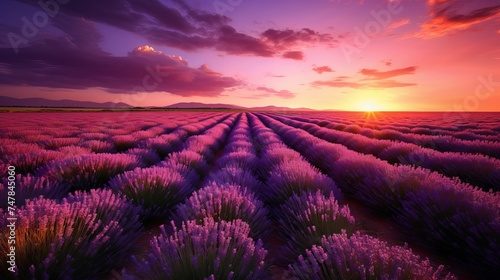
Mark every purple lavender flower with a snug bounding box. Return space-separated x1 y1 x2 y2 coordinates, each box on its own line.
111 134 138 152
79 139 116 153
139 134 183 158
265 160 342 205
0 143 41 156
126 148 161 167
108 166 193 220
132 218 267 280
204 166 263 193
158 160 201 187
0 189 142 280
41 137 81 150
37 153 139 191
167 150 209 176
216 151 259 170
174 183 271 240
275 191 355 259
285 231 456 280
2 150 64 175
260 146 304 172
0 174 69 208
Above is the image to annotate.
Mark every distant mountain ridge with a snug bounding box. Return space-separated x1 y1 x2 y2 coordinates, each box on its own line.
164 102 245 109
0 96 132 108
0 96 318 111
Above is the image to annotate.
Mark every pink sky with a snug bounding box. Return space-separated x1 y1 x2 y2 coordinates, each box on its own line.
0 0 499 111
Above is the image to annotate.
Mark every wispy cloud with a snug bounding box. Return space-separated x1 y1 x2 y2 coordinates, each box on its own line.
282 51 304 60
311 65 418 89
313 66 334 74
256 86 296 98
413 0 500 38
360 66 417 80
388 18 410 30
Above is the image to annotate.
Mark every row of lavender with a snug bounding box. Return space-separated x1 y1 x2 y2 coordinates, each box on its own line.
296 112 500 142
267 113 500 192
123 113 270 279
122 112 454 279
0 111 487 279
0 113 234 209
256 113 500 277
0 112 240 279
283 113 500 159
0 112 226 176
247 114 454 279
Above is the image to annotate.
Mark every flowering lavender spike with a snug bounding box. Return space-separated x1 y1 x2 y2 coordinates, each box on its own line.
285 231 456 280
174 183 271 240
275 190 355 259
0 189 142 280
132 218 268 280
108 166 193 221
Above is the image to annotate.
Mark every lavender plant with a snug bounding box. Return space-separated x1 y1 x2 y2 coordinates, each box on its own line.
131 218 268 280
275 191 355 259
166 150 209 176
108 167 193 220
204 166 263 192
37 153 139 191
0 189 142 280
79 139 116 153
265 160 342 205
0 174 69 209
2 150 64 174
285 231 456 280
174 183 271 240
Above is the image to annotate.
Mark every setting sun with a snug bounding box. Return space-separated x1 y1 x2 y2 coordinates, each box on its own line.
358 102 381 112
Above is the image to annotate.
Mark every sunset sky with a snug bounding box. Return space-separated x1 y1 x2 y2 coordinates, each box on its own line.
0 0 499 111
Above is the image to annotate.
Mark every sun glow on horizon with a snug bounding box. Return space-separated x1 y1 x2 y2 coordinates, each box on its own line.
358 101 381 112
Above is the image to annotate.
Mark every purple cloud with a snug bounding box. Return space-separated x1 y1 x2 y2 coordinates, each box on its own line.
256 86 296 99
282 51 304 60
313 66 334 74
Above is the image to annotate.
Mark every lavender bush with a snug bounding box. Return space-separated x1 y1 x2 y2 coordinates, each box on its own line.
275 191 355 259
0 175 68 209
166 150 209 176
41 137 81 150
2 150 64 174
109 166 193 221
126 148 161 167
139 134 183 158
204 166 263 193
158 160 201 187
79 139 116 153
130 218 268 280
0 189 142 280
174 183 271 240
216 151 259 170
285 231 456 280
0 143 41 156
37 153 139 191
265 160 342 205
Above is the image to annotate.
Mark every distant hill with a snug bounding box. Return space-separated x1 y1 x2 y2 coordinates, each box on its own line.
0 96 132 108
249 105 316 111
0 97 319 111
165 102 316 111
164 102 246 109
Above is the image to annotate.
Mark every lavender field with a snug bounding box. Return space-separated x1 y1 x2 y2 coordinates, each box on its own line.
1 111 499 280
